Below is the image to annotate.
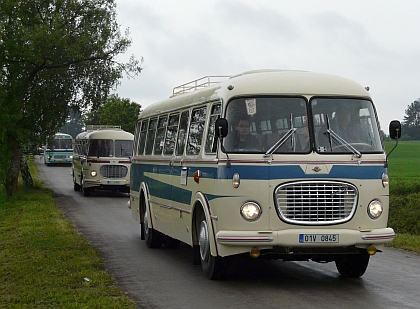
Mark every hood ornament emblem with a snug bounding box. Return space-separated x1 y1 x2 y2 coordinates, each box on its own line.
312 166 322 172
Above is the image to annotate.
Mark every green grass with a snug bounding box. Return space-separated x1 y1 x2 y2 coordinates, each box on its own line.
0 157 137 309
385 140 420 253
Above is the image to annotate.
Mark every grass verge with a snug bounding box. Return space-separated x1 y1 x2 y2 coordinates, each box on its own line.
0 157 137 309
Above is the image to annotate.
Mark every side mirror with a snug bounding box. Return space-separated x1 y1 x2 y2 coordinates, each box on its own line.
389 120 402 140
215 118 228 138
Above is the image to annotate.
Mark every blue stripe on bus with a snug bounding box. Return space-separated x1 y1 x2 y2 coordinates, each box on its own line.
131 163 387 205
218 165 387 180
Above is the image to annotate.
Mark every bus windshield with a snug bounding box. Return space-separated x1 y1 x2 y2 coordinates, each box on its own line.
115 140 133 157
87 139 133 157
224 97 310 153
88 139 113 157
224 97 383 155
312 98 383 154
48 138 72 150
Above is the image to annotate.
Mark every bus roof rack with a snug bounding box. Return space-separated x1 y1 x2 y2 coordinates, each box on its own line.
86 125 122 131
171 76 230 97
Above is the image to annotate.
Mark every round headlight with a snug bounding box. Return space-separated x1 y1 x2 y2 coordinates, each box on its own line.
90 170 97 177
240 202 262 221
368 200 383 219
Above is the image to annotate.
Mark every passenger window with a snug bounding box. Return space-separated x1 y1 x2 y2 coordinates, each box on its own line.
138 120 148 155
176 111 190 156
164 113 180 155
133 122 140 155
187 107 207 155
145 118 157 155
154 115 168 155
205 103 221 154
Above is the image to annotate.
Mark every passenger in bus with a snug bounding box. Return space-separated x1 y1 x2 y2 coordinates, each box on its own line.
231 118 260 151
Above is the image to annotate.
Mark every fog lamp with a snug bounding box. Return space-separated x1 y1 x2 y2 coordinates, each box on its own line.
368 200 383 219
240 202 262 221
367 245 377 255
250 248 260 258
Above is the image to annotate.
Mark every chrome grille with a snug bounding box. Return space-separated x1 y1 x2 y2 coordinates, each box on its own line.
275 181 358 225
100 165 128 178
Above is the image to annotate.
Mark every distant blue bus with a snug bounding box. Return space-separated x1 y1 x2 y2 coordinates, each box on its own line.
44 132 73 165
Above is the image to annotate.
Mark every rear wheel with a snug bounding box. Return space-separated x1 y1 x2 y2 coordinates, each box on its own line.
335 253 370 278
198 215 228 279
143 205 163 248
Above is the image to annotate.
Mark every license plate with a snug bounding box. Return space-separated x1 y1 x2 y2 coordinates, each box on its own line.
299 234 339 243
107 180 122 185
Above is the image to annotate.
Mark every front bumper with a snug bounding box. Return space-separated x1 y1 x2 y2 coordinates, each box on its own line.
216 228 395 248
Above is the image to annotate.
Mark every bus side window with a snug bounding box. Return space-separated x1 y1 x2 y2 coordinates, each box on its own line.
186 106 207 155
176 110 190 156
205 103 221 154
133 121 141 155
164 113 180 155
145 118 158 155
138 120 148 155
154 115 168 155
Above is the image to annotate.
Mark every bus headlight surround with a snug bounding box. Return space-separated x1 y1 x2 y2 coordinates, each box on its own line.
240 202 262 221
368 200 383 219
90 170 97 177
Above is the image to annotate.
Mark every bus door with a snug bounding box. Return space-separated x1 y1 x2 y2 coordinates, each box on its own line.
165 110 190 241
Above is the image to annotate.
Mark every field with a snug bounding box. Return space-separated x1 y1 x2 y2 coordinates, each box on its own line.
385 140 420 252
385 140 420 181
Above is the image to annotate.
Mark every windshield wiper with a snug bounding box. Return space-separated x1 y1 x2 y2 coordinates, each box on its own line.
264 127 297 157
326 129 362 158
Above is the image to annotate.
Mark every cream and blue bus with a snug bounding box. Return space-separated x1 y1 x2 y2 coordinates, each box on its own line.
44 132 73 165
129 70 401 279
72 125 134 196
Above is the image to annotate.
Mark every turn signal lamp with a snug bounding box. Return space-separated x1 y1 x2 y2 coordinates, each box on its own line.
232 173 240 188
382 173 389 188
194 170 201 183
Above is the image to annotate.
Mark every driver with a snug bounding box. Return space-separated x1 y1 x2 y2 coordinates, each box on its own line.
333 106 369 144
232 118 259 150
316 105 371 152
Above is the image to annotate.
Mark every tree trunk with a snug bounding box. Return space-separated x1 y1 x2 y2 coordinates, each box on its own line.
20 156 34 187
5 139 21 196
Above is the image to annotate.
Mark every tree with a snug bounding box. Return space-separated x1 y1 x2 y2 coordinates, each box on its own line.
402 99 420 140
0 0 142 196
60 108 83 138
84 94 141 134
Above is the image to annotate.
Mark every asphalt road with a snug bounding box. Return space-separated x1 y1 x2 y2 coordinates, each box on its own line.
36 159 420 309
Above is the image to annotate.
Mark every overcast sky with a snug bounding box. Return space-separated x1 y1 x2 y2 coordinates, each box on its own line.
113 0 420 129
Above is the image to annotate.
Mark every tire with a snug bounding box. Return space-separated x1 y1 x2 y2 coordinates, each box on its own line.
81 177 91 196
73 173 81 191
198 214 228 279
335 253 370 278
143 205 163 248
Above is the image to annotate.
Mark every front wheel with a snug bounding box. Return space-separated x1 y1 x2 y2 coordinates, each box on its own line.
142 206 163 248
81 178 91 196
198 215 228 279
73 173 81 191
335 253 370 278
